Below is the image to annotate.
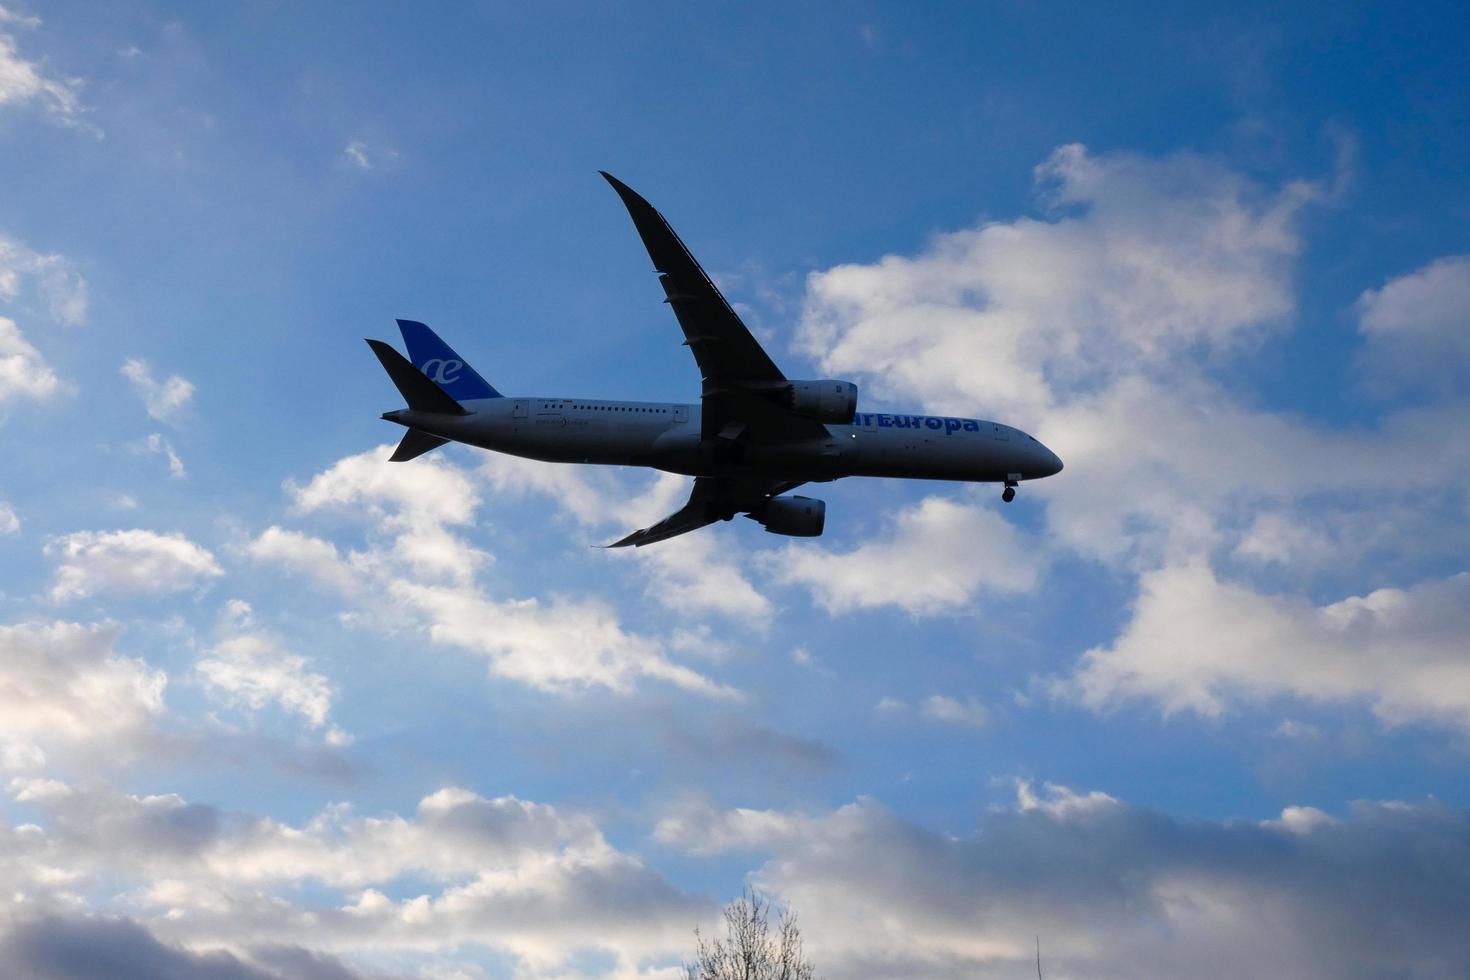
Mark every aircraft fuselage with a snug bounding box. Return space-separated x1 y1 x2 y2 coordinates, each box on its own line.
386 396 1064 486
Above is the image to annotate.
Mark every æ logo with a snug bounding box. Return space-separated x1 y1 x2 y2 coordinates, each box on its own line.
421 358 463 386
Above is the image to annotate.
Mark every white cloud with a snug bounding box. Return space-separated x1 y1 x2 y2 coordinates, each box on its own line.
1264 804 1337 835
342 141 371 168
920 694 990 729
1038 376 1470 568
341 140 399 171
121 358 195 424
791 144 1426 578
0 234 89 326
876 694 992 728
0 742 45 770
484 456 770 618
617 530 772 620
0 24 83 124
196 633 336 730
1 781 709 974
131 431 186 478
290 444 484 583
0 498 18 534
1233 511 1342 568
1013 778 1120 818
255 447 737 699
770 496 1040 615
0 316 61 403
480 454 687 529
394 577 739 699
1058 562 1470 732
6 772 1470 979
798 144 1319 424
1273 719 1321 739
0 620 165 745
1357 254 1470 392
654 799 814 856
247 527 362 595
0 6 42 29
45 528 222 601
2 782 606 889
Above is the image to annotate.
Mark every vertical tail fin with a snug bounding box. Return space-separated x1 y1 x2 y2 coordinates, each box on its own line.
396 319 502 400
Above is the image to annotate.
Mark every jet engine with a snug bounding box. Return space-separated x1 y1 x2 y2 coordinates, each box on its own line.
783 380 858 424
755 496 826 537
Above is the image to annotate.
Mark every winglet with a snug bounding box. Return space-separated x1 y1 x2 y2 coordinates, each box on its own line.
366 339 468 416
599 171 689 274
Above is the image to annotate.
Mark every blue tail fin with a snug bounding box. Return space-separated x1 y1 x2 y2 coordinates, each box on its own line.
396 319 502 400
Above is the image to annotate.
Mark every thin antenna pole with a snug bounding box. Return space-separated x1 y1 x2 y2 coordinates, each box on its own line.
1036 935 1042 980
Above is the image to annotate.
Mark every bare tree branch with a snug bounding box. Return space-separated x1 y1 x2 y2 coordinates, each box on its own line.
685 888 818 980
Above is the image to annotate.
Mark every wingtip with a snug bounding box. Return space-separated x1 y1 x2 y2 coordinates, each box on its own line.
599 170 643 204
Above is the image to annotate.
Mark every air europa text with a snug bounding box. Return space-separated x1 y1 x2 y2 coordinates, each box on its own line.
858 414 983 434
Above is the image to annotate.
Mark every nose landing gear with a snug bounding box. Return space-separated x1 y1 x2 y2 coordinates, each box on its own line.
1002 479 1017 503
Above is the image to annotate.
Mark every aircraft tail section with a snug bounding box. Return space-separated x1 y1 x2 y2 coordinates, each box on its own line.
366 339 467 416
390 428 450 462
397 319 502 400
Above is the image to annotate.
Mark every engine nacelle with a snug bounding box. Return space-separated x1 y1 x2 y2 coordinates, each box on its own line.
784 380 858 424
759 496 826 538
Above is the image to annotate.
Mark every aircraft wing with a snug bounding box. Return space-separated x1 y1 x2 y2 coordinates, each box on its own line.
606 475 805 548
601 172 829 442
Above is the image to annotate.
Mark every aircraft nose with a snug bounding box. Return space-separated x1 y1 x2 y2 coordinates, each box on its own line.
1024 439 1062 479
1040 443 1063 477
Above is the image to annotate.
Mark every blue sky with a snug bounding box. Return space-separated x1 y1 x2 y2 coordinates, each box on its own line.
2 3 1469 977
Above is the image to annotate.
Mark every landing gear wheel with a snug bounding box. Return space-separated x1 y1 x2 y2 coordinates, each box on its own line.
1002 486 1016 503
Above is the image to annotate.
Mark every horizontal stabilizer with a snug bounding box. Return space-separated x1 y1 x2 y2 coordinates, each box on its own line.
389 428 449 462
366 339 467 416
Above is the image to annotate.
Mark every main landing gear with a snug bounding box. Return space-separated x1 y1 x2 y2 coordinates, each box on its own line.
1001 480 1017 503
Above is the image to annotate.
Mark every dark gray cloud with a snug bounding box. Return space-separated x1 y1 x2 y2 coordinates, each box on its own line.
660 713 840 775
0 915 376 980
709 788 1470 979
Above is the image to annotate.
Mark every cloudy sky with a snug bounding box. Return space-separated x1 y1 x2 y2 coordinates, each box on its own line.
2 3 1469 977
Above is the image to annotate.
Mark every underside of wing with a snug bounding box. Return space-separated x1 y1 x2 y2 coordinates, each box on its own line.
604 475 806 548
605 505 719 549
704 388 832 444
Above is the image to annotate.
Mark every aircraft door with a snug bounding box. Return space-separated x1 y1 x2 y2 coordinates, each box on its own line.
673 405 688 423
512 399 528 420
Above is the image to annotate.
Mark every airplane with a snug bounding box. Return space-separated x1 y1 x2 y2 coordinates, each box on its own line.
366 172 1063 547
